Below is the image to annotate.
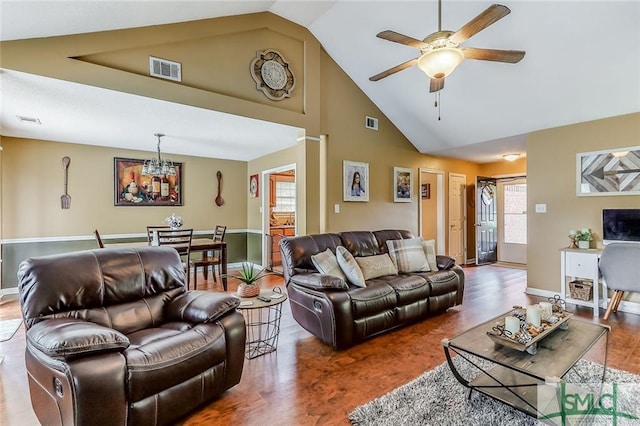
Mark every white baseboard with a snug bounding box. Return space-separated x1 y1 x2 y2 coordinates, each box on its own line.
526 286 640 316
0 287 19 300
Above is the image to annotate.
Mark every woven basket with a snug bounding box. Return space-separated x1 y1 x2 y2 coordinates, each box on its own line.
569 280 593 301
237 283 260 298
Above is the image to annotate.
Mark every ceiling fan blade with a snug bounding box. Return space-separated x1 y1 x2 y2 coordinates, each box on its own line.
369 58 419 81
449 4 511 45
376 30 429 50
462 47 525 63
430 78 445 93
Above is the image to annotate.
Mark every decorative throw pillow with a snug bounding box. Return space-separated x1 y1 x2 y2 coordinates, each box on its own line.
355 254 398 280
311 249 347 281
386 237 430 273
422 239 439 271
335 246 366 287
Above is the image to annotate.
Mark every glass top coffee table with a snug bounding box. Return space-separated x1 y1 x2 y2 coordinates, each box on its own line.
442 309 610 418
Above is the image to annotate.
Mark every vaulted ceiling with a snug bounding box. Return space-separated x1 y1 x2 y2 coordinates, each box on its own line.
1 1 638 163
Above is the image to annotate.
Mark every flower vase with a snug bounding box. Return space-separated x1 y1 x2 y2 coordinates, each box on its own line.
578 240 590 249
237 283 260 298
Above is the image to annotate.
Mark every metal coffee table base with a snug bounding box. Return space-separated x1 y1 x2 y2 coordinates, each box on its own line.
442 317 609 418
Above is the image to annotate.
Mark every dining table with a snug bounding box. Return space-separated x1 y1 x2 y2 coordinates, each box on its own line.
104 238 228 290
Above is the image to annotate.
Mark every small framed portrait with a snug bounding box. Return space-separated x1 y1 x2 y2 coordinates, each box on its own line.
249 174 259 198
421 183 431 199
343 160 369 202
393 167 413 202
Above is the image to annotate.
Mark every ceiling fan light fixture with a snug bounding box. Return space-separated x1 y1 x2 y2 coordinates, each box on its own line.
417 47 464 79
503 153 520 162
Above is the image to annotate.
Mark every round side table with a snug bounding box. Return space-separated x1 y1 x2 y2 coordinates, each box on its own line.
235 287 288 359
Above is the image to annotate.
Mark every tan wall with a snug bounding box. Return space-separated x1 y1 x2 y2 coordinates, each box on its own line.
527 112 640 292
1 137 247 238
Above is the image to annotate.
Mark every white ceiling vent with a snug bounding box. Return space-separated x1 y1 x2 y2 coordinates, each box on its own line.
17 115 41 124
365 116 378 131
149 56 182 82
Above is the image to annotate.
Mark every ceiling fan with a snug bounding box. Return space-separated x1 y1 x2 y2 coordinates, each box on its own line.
369 1 526 93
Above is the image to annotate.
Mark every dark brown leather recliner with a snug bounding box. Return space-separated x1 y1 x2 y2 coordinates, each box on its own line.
280 230 464 350
17 247 246 426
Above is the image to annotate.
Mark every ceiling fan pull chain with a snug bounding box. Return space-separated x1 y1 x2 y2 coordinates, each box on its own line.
438 92 442 121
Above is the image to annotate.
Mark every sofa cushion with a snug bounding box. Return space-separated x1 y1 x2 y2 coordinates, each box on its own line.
422 239 438 271
355 254 398 280
386 237 430 273
348 282 397 319
367 274 429 306
336 246 366 287
311 249 347 281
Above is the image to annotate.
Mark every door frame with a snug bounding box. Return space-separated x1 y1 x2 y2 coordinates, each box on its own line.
261 163 297 268
418 168 445 254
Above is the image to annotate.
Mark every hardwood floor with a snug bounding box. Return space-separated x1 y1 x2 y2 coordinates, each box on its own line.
2 265 639 425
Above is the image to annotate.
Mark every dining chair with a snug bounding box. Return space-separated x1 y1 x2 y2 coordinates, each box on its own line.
193 225 227 290
93 229 105 248
156 228 194 290
599 242 640 320
146 225 170 245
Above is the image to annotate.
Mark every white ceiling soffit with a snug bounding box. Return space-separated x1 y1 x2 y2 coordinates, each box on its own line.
0 69 302 161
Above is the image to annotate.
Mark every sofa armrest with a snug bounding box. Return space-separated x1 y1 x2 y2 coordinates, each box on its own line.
27 318 129 359
290 273 349 291
436 255 456 270
166 290 240 323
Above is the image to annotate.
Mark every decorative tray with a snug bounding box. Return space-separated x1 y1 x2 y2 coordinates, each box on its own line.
486 306 572 355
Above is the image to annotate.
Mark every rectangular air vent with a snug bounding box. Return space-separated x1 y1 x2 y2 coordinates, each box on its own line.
365 116 379 131
149 56 182 82
17 116 41 125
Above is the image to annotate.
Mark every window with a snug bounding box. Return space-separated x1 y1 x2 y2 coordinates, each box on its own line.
503 183 527 244
273 181 295 212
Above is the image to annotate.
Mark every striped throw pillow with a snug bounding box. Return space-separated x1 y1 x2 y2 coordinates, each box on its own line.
386 237 430 273
311 249 347 281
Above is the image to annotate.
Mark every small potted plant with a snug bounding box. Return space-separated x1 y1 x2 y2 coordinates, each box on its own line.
226 262 274 298
575 228 593 249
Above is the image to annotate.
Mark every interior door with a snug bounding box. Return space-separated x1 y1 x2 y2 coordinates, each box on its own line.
448 173 466 264
476 176 497 265
498 178 527 264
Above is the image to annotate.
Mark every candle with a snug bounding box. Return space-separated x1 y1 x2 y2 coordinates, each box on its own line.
526 305 542 327
539 302 553 320
504 316 520 336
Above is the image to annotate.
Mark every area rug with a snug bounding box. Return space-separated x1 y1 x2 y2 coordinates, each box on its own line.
349 357 640 426
0 318 23 342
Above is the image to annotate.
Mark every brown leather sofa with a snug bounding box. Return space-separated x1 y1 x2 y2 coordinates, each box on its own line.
17 247 246 426
280 230 464 349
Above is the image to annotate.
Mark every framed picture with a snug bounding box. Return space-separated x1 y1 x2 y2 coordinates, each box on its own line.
114 157 183 206
393 167 413 202
343 160 369 202
249 174 259 198
421 183 431 199
576 146 640 196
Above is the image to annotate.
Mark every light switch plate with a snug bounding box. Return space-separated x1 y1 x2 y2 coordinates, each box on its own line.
535 204 546 213
334 204 340 213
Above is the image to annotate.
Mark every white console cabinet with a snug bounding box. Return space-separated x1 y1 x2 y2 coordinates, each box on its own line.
559 248 605 316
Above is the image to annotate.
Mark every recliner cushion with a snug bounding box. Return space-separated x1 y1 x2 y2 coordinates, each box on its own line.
125 323 226 402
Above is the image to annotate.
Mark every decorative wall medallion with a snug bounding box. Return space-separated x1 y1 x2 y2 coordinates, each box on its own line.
250 50 295 101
